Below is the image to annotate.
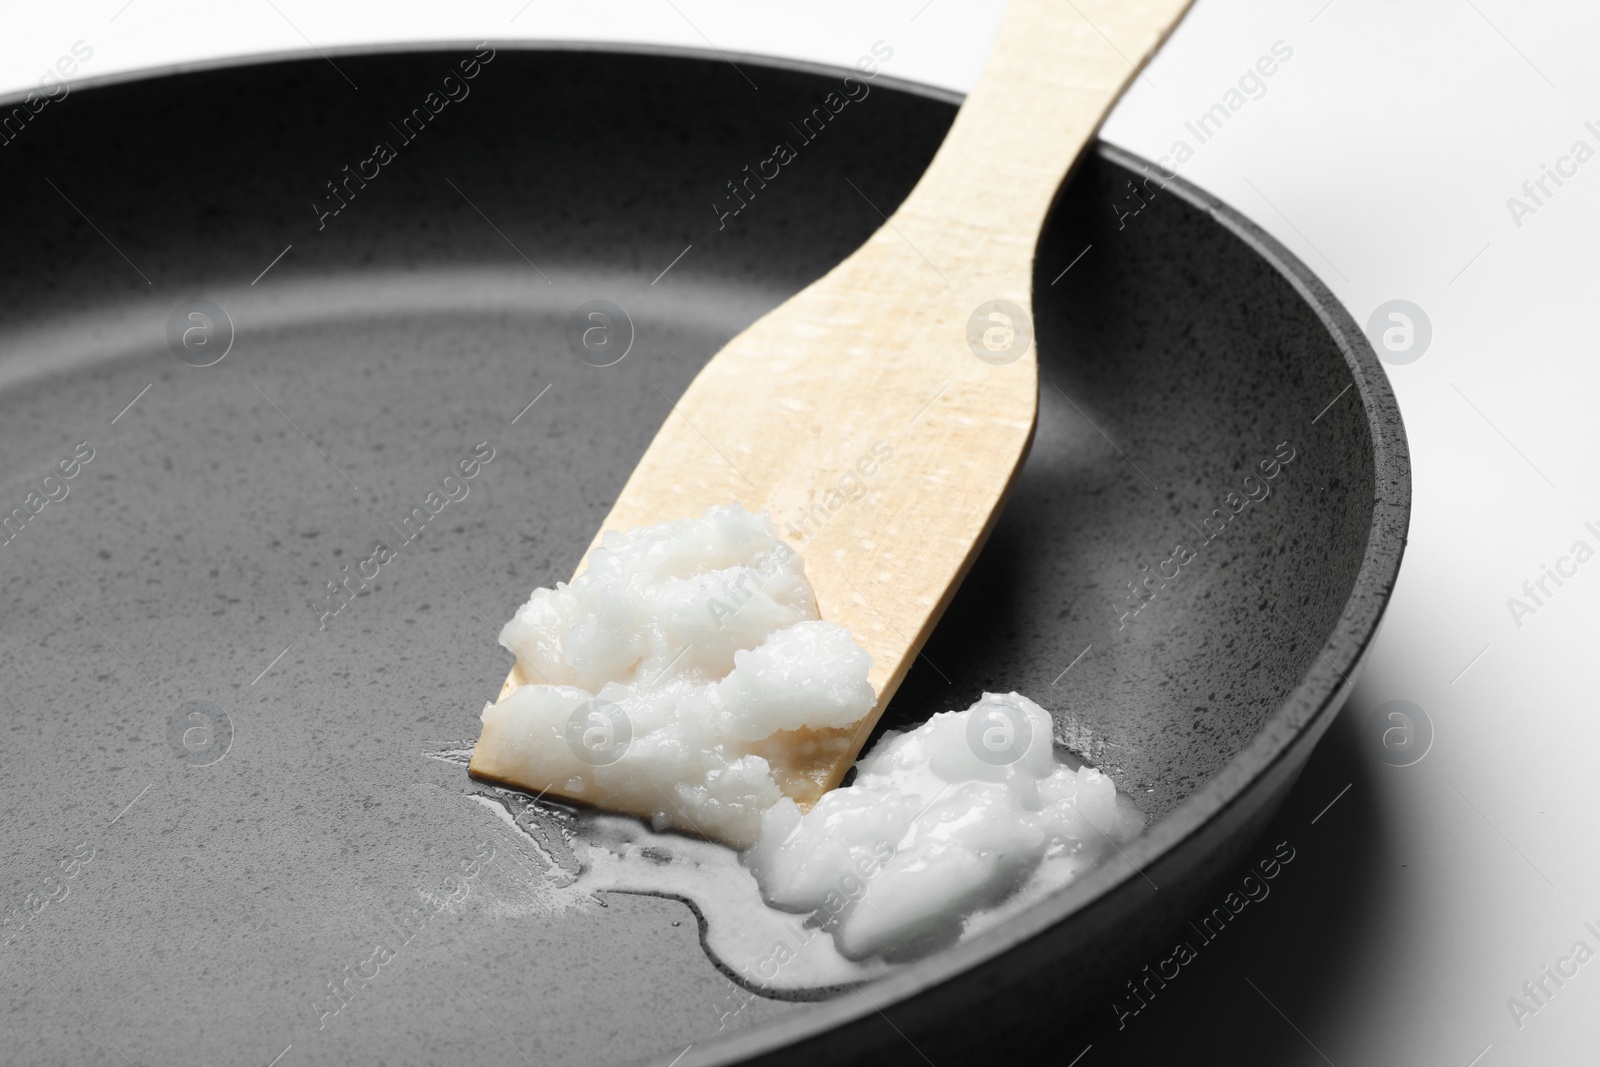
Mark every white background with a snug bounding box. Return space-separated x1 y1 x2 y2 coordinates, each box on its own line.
6 2 1599 1064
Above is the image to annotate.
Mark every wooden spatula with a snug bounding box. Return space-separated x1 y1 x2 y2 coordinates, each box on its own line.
472 0 1193 807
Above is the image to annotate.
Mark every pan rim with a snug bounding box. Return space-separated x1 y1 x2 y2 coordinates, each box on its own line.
0 36 967 113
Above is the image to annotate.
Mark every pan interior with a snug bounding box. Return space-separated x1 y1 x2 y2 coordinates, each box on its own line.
0 49 1374 1065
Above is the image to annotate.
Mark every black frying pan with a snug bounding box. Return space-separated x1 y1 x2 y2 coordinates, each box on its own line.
0 45 1407 1066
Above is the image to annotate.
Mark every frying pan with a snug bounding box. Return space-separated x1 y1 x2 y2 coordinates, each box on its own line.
0 45 1407 1066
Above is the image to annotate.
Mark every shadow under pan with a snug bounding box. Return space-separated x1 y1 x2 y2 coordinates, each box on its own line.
0 46 1407 1067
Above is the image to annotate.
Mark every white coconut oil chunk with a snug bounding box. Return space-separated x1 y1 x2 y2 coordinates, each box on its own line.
746 691 1145 961
475 503 876 848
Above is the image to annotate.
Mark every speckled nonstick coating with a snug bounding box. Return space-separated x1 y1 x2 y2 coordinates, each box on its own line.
0 47 1407 1067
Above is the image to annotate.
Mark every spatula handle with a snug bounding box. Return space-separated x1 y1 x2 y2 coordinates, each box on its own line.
891 0 1194 291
